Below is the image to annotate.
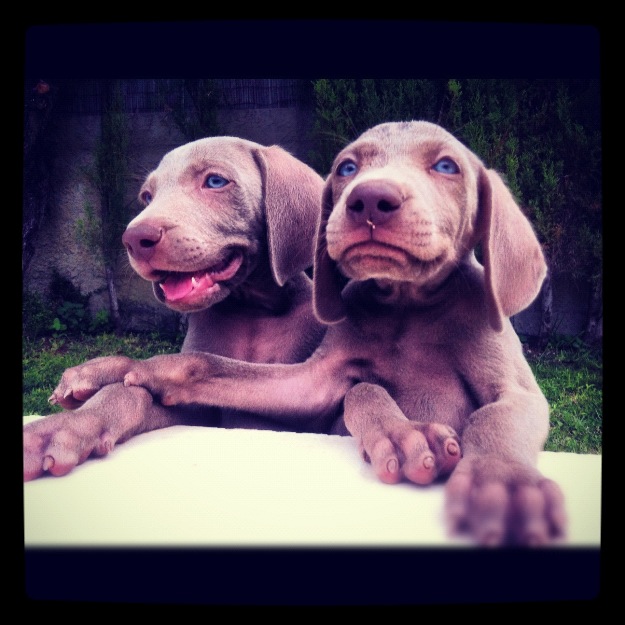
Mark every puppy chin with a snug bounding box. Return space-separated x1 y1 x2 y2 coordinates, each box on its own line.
336 243 413 282
337 248 453 292
339 258 409 282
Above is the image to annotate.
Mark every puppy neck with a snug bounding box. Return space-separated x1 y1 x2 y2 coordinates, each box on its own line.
367 274 454 308
229 264 309 314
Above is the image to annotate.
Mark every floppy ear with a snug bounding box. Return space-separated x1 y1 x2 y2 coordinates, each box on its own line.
253 145 324 286
312 179 348 324
478 168 547 332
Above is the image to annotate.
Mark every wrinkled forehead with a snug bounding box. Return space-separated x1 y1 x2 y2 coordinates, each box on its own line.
332 121 474 170
145 137 261 186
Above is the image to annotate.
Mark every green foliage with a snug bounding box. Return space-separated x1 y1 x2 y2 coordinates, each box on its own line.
75 199 104 264
89 309 111 333
72 79 134 331
53 300 86 333
94 80 131 264
46 271 89 336
309 78 447 173
458 79 601 290
159 79 220 141
22 291 55 339
23 272 113 340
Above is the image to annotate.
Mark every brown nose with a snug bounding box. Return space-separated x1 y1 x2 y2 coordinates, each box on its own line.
346 180 402 227
122 223 163 262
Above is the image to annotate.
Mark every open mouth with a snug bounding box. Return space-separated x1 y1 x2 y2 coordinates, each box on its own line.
157 250 244 303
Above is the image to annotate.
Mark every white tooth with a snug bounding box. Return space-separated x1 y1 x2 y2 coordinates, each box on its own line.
191 276 198 288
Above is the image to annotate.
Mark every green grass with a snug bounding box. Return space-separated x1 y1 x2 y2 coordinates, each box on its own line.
524 339 602 454
23 331 602 454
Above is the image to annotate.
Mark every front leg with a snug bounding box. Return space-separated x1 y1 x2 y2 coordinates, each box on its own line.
344 383 462 485
123 351 352 432
49 355 135 409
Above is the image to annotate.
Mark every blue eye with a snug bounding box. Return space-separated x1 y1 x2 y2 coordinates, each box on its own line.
433 157 459 174
337 160 358 177
141 191 152 205
205 174 229 189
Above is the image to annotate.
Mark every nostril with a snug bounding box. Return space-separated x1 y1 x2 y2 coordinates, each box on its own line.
138 238 158 249
347 199 365 213
347 198 400 213
378 199 399 213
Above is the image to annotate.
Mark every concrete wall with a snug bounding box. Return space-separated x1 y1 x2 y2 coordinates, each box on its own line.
511 274 591 338
23 108 590 338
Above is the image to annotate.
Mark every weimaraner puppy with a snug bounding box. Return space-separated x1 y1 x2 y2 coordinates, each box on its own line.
40 121 568 546
23 136 326 481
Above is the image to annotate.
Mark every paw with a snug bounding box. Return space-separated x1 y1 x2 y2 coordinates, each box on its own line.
48 371 100 409
123 366 178 405
23 413 117 481
444 456 567 546
49 356 133 409
123 356 200 406
358 421 461 486
24 384 154 482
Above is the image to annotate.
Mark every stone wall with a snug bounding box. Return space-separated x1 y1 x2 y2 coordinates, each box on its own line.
23 107 590 338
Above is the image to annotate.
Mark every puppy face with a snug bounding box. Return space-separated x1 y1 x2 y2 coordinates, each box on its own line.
323 121 483 288
125 137 267 312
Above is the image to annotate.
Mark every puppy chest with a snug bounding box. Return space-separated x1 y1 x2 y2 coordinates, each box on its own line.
190 314 309 364
345 328 474 429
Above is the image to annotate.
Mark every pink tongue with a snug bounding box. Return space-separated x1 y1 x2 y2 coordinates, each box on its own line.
160 272 215 302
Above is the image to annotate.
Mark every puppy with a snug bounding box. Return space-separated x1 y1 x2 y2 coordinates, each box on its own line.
23 137 325 480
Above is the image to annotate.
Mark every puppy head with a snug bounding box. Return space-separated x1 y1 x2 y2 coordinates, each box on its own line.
126 137 322 313
313 121 546 330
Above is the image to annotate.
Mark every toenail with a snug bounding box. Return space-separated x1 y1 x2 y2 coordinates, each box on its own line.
387 458 398 473
42 455 54 471
423 455 434 469
447 441 460 455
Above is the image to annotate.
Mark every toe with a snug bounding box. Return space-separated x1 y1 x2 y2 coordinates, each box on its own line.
469 481 509 546
365 434 403 484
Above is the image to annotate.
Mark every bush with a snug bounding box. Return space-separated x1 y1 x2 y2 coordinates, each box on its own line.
22 291 55 339
23 272 115 340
